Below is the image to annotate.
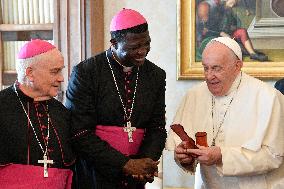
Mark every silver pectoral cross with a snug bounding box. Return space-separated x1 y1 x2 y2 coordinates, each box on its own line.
123 121 136 142
38 154 54 178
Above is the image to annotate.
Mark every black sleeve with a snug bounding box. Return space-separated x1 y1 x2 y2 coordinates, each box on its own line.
136 69 167 161
274 79 284 95
65 58 130 180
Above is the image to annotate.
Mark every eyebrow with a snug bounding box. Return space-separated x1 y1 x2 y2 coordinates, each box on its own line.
50 66 64 71
50 66 65 70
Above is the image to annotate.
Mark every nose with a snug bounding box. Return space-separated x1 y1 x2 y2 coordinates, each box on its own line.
58 73 64 82
137 46 149 56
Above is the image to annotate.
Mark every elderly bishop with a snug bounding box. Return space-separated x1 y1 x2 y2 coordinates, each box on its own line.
0 40 75 189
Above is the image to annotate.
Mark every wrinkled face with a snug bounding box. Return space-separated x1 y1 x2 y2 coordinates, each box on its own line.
202 42 242 96
114 31 151 67
29 51 64 98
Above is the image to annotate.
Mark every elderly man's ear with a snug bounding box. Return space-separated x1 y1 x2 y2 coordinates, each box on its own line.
25 67 34 82
236 60 243 71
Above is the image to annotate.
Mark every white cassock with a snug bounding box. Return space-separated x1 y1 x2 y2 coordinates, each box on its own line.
166 72 284 189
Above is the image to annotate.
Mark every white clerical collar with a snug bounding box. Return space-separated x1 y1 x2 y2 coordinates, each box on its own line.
224 72 242 96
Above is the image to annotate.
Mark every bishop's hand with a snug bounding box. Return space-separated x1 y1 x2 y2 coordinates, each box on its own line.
123 158 158 182
132 172 158 183
186 145 222 166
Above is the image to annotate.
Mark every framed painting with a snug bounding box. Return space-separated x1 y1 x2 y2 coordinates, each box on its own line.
177 0 284 80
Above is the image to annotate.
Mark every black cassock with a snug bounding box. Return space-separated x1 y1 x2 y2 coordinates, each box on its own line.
0 86 75 178
66 49 167 189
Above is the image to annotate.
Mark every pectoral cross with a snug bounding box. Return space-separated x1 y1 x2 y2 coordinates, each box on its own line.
123 121 136 142
38 154 54 178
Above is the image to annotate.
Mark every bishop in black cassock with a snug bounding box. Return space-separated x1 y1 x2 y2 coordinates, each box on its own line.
0 85 75 167
0 40 75 189
66 8 167 189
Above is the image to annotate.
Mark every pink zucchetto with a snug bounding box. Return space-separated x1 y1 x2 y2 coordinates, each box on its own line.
18 39 56 59
110 8 147 31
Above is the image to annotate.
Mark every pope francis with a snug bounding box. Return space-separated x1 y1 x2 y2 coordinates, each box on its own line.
166 37 284 189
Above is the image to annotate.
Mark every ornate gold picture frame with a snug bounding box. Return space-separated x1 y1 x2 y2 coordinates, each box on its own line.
177 0 284 80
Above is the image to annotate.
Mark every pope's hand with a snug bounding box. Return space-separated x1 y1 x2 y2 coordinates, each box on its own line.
186 145 222 166
174 141 194 166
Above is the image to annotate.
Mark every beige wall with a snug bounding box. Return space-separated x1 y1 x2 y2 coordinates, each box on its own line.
103 0 278 188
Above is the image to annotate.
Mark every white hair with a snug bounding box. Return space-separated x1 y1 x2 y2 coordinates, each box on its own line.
16 48 63 84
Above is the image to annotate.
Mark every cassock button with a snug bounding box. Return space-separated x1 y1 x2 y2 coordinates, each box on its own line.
127 90 131 93
127 100 131 103
127 80 130 84
48 148 54 153
127 109 131 112
40 125 47 130
34 102 40 107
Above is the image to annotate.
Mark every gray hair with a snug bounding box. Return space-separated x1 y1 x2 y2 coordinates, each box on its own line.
16 48 63 84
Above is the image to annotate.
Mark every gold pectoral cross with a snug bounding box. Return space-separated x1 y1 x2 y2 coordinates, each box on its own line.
38 154 54 178
123 121 136 142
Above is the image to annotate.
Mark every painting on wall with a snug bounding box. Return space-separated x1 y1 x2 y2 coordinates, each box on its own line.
177 0 284 80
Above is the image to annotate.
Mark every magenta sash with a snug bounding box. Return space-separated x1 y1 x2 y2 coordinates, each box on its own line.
95 125 145 156
0 164 73 189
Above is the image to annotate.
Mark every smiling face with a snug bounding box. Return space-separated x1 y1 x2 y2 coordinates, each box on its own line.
28 49 64 99
202 42 242 96
112 30 151 67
